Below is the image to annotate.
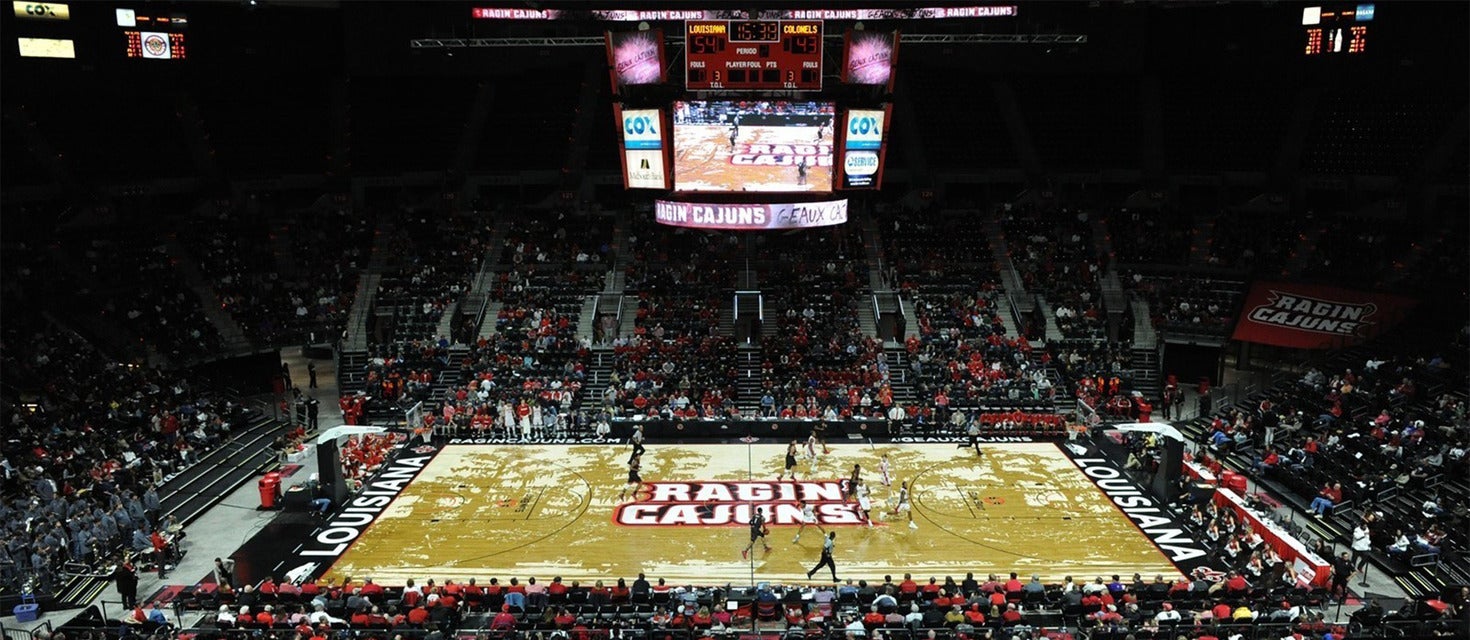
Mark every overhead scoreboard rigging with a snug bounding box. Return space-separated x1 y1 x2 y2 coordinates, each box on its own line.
685 20 823 91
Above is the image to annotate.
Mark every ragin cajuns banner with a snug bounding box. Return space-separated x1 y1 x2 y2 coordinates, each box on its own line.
1230 281 1416 349
655 198 847 231
615 480 867 526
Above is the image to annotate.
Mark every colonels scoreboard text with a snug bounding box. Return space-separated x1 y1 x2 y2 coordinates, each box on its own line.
685 20 823 91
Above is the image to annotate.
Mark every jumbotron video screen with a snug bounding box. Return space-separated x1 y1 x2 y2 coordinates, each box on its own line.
673 100 835 192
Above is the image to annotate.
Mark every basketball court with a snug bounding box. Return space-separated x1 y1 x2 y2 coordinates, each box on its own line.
674 124 834 191
317 442 1184 586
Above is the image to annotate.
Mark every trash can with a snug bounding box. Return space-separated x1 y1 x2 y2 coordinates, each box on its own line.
258 472 282 509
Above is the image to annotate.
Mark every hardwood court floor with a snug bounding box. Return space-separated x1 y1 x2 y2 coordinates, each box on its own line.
321 443 1181 586
674 124 834 192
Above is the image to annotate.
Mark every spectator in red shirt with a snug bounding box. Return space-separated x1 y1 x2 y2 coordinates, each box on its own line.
863 606 886 627
1001 603 1023 625
898 574 919 597
491 605 517 630
359 578 384 597
1004 572 1023 593
1309 482 1343 516
405 604 429 626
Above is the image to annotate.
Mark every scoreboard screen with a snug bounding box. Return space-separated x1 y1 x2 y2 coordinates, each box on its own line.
685 20 823 91
1301 4 1373 56
118 8 188 60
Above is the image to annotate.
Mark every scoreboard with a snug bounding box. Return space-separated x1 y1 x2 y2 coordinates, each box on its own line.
685 20 823 91
1301 4 1373 56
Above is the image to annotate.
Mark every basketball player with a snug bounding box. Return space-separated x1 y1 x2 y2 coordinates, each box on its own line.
741 508 771 559
892 481 918 529
792 500 826 543
629 425 645 464
814 422 831 455
797 158 808 186
806 531 838 582
878 454 893 489
779 440 800 481
855 479 874 527
618 455 643 501
805 430 820 463
845 464 862 501
729 127 738 152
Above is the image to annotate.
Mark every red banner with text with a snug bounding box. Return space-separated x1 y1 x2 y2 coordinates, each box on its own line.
1230 281 1417 349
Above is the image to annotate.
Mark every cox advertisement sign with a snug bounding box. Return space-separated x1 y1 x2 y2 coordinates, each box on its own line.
841 108 888 189
621 109 663 150
654 198 847 231
619 108 668 189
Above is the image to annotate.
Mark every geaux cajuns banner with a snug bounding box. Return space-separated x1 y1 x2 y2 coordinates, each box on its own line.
1230 281 1417 349
655 198 847 231
605 29 666 88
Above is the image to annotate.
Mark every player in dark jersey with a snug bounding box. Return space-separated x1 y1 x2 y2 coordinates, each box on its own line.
779 440 800 481
741 508 771 559
845 464 862 501
618 454 643 501
797 158 808 186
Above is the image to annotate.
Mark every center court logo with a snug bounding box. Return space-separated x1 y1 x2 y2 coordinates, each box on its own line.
614 480 867 526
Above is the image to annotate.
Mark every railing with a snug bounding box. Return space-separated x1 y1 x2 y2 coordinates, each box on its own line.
0 621 50 640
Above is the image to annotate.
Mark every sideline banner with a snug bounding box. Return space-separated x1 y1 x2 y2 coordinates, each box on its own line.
654 198 847 231
1230 281 1416 349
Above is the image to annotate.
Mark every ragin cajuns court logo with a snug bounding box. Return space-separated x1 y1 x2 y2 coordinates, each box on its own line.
615 480 866 526
1245 290 1377 336
729 144 834 167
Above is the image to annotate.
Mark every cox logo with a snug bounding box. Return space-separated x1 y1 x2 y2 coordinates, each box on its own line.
848 115 882 137
624 115 658 137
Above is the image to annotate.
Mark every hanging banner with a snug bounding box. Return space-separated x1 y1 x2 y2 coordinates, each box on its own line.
1230 281 1416 349
654 198 847 230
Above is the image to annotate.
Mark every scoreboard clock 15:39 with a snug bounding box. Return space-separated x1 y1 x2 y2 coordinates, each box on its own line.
685 20 823 91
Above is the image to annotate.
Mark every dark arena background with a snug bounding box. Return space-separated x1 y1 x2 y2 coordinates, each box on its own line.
1 2 1468 640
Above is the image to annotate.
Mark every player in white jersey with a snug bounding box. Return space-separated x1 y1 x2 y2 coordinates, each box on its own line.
792 500 826 542
892 481 917 529
805 431 819 463
878 455 892 488
855 480 874 527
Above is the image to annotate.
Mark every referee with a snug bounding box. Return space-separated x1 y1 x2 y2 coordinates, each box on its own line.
628 425 645 464
806 531 838 582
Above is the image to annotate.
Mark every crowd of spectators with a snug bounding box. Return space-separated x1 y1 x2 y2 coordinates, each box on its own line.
1002 208 1105 340
1127 274 1245 337
1300 217 1415 286
881 210 1047 420
66 231 222 361
160 568 1470 640
753 229 886 420
1047 340 1135 419
0 315 249 592
598 221 740 419
186 203 371 347
374 212 496 344
1199 346 1468 579
500 213 615 268
1201 210 1304 273
1104 209 1191 267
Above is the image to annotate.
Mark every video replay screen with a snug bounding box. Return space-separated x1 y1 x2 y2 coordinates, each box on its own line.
673 100 835 192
